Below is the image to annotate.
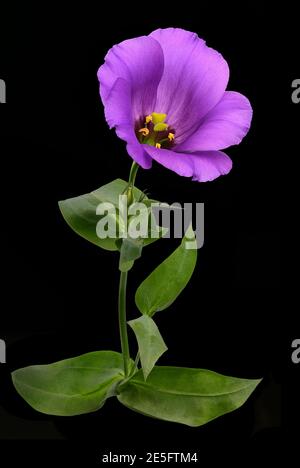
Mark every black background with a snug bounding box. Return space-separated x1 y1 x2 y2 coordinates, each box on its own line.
0 1 293 464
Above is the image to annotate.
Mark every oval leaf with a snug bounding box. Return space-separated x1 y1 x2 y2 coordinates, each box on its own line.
128 316 167 380
59 179 165 251
118 366 262 427
12 351 127 416
135 226 197 316
59 179 136 251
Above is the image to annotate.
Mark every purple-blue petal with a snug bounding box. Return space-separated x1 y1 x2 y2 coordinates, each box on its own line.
144 146 232 182
104 78 152 168
177 91 253 152
149 28 229 144
98 35 164 122
97 36 164 169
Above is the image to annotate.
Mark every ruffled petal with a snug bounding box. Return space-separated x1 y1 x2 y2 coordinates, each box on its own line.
98 35 164 122
144 146 232 182
150 28 229 143
104 78 152 168
177 91 252 152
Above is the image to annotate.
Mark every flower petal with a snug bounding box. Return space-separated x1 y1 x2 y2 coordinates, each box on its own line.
98 35 164 121
144 146 232 182
104 78 152 169
149 28 229 144
104 78 131 129
177 91 253 152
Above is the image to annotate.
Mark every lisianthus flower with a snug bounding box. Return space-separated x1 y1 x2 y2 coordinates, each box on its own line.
98 28 252 182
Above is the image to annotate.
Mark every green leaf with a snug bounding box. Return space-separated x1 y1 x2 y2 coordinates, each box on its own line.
143 225 168 246
12 351 128 416
128 316 167 380
92 178 144 206
59 179 166 251
119 238 143 272
143 207 168 246
135 226 197 316
58 179 129 251
118 366 262 427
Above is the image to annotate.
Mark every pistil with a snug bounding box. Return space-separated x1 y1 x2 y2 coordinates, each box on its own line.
137 112 175 149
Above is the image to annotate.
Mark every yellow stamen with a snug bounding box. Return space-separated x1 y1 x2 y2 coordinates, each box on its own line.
168 132 175 141
155 143 161 149
145 115 152 124
138 127 149 137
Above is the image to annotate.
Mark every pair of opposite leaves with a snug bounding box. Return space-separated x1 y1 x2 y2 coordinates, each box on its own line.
12 179 261 426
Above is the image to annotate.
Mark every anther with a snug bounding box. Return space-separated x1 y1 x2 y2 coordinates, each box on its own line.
138 128 150 137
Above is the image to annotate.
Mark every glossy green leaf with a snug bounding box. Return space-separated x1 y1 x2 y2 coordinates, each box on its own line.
118 366 262 427
128 315 167 379
12 351 128 416
135 226 197 316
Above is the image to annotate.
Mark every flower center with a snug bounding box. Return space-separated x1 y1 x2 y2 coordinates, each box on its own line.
137 112 175 149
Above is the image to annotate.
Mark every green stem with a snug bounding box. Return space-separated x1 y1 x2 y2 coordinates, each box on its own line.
126 352 140 379
118 162 140 377
128 162 139 187
133 351 140 370
118 270 130 377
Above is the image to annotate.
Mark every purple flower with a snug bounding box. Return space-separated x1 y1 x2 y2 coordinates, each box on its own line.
98 28 252 182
